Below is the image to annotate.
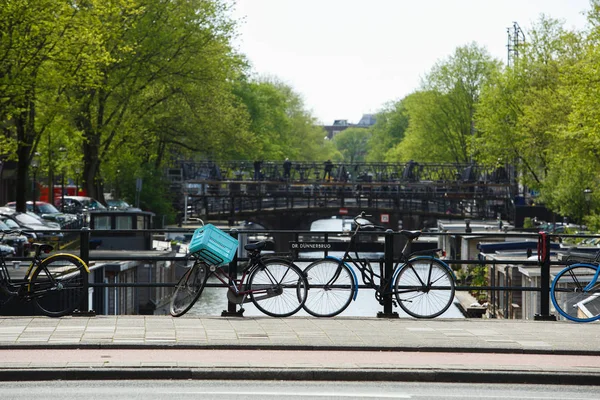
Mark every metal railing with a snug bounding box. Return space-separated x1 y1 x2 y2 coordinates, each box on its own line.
4 227 596 320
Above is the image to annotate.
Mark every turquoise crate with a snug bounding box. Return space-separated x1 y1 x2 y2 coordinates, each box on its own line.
189 224 238 266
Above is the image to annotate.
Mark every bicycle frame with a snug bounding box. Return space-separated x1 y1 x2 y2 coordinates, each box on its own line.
322 215 454 304
582 251 600 292
0 250 41 297
201 253 292 303
323 221 389 302
0 243 89 300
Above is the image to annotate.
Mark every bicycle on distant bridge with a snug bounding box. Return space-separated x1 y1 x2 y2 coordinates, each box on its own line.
302 212 456 318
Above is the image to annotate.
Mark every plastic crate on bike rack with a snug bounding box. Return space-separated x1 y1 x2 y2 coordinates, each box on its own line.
189 224 238 266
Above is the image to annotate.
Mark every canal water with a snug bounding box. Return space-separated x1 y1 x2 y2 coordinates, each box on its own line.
187 217 464 318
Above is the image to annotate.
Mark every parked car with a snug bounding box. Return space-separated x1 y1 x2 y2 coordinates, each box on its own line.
0 219 31 256
55 196 107 215
5 201 79 228
106 199 138 210
0 207 63 242
0 243 15 257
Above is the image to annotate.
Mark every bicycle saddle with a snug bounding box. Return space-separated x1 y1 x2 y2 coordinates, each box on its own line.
32 243 53 255
244 240 273 251
398 230 421 240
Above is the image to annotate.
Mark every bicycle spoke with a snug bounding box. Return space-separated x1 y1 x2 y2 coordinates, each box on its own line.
170 263 208 317
394 259 455 319
303 260 354 317
31 255 87 317
249 260 307 317
551 265 600 322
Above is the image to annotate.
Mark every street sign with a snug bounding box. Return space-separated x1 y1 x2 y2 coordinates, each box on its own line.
339 208 348 215
380 213 389 223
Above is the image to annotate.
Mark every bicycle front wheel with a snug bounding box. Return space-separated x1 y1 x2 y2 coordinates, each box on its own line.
303 259 355 317
394 258 455 319
551 264 600 322
170 262 209 317
31 254 88 317
248 259 308 317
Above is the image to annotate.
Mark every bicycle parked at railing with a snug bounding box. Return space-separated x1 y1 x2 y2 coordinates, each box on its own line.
0 230 89 317
302 212 456 318
550 249 600 322
170 223 308 317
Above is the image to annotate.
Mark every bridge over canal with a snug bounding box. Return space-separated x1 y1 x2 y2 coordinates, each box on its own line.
167 160 517 230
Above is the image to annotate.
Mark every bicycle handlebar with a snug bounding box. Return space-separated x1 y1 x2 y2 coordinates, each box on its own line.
352 212 385 231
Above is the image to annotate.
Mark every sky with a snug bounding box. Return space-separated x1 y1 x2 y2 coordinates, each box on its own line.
230 0 592 125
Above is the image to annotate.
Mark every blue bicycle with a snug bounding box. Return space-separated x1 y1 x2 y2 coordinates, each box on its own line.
302 212 456 318
550 250 600 322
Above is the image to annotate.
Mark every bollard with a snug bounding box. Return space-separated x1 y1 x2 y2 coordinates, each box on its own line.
73 227 94 316
378 229 399 318
222 228 243 317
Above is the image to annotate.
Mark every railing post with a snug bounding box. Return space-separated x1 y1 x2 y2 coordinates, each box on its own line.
535 231 556 321
378 229 399 318
222 228 243 317
75 227 92 315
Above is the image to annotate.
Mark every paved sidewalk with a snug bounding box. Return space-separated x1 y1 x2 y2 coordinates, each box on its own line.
0 316 599 384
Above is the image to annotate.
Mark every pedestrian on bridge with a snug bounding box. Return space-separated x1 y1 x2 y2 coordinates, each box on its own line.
323 159 333 181
283 158 292 180
253 160 263 181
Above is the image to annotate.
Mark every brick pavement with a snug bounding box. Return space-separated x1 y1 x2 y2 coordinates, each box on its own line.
0 316 599 384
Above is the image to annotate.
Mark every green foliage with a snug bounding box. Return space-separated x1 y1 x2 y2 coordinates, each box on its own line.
332 127 371 163
388 44 500 163
233 77 334 161
366 100 409 162
475 14 600 223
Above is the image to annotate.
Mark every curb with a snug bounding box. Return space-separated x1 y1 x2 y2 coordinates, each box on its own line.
1 367 600 385
0 343 599 356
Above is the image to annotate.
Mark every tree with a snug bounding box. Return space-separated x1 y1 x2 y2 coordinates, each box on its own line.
332 127 371 163
233 77 334 161
390 43 500 163
67 0 247 202
0 0 107 211
365 100 409 162
476 16 585 201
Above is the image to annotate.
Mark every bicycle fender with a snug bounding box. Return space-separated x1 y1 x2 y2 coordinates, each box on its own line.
392 256 457 283
43 253 91 273
324 255 359 301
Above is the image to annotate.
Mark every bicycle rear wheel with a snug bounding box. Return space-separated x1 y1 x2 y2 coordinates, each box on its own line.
302 259 355 317
31 254 87 317
248 259 308 317
550 264 600 322
170 262 209 317
394 258 455 319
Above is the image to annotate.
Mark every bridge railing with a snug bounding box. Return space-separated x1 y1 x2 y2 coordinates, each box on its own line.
173 160 515 185
3 227 595 320
182 181 514 223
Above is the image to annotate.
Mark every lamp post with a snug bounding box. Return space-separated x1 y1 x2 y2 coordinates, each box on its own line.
31 152 40 208
59 147 67 212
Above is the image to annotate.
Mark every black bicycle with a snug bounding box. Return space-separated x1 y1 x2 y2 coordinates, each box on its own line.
0 230 89 317
303 212 456 318
170 241 308 317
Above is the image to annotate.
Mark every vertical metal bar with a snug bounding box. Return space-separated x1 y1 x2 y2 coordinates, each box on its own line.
490 263 496 318
535 232 556 320
222 228 242 317
378 229 398 318
79 227 90 314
